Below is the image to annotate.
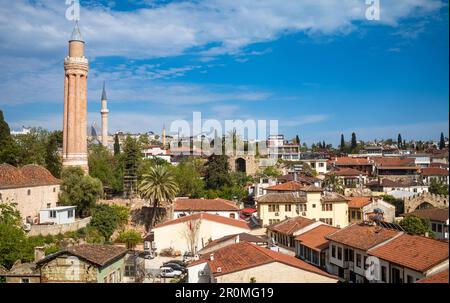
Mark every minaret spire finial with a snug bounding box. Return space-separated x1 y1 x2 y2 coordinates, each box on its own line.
101 81 107 100
70 20 84 42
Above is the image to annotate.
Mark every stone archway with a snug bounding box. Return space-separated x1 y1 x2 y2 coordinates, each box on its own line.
235 158 246 173
404 192 449 213
228 155 258 176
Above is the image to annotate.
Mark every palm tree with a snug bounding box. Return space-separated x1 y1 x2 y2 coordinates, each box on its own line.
139 165 179 230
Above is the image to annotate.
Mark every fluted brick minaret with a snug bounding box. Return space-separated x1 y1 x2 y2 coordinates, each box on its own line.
62 22 89 173
101 81 109 147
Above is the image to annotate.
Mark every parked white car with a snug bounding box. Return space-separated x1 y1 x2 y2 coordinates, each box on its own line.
160 267 182 278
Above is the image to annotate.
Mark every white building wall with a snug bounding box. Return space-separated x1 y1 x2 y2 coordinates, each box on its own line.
0 185 60 223
154 219 250 254
173 210 239 220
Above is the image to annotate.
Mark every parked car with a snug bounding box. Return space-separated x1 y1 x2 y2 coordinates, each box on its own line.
139 251 155 260
163 262 187 273
163 260 186 267
159 267 182 278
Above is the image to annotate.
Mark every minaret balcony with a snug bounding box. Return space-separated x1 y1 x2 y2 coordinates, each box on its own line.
64 56 89 65
101 109 110 114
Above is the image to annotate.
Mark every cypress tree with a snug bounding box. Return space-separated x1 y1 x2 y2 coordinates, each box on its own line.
439 132 446 150
0 110 17 165
351 132 357 151
340 134 345 152
398 134 402 149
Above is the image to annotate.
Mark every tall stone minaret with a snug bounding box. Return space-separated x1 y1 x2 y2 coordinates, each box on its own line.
62 22 89 173
101 81 109 147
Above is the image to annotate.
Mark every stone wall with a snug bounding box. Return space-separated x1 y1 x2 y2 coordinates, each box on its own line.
28 217 91 237
404 192 449 213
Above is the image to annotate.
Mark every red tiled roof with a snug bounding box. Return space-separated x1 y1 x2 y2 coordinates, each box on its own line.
334 157 371 166
267 216 317 235
189 242 337 280
174 198 239 211
326 223 401 251
265 181 322 192
266 181 303 191
295 225 340 251
330 168 367 176
37 244 127 268
0 164 60 189
348 197 372 209
372 157 415 167
417 270 449 283
154 213 251 230
405 208 449 222
369 234 449 272
421 167 449 176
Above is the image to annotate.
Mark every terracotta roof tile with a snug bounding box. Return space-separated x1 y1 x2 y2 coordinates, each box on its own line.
37 244 127 268
421 167 449 176
0 164 60 189
189 242 337 280
266 181 303 191
321 192 350 202
154 213 251 230
199 233 268 253
267 216 317 235
417 270 449 283
348 197 372 208
265 181 323 192
405 208 449 222
369 234 449 272
372 157 415 167
256 192 307 204
326 223 401 251
334 157 371 166
330 168 368 176
295 225 340 251
174 198 239 211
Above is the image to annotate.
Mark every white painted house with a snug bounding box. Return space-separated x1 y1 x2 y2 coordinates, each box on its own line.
153 213 251 255
39 206 76 225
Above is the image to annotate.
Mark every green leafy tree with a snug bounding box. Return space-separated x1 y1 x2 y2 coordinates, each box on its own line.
111 204 130 230
45 131 62 177
173 158 205 198
139 165 179 230
58 167 103 217
380 194 404 216
295 135 300 145
429 179 449 196
116 230 142 250
0 202 28 269
259 166 281 178
204 154 231 189
89 144 113 185
323 173 344 194
0 110 18 165
399 215 434 237
88 204 119 241
439 132 446 150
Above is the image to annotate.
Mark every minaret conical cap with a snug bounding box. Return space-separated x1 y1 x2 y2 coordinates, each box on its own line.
101 81 107 100
70 21 84 42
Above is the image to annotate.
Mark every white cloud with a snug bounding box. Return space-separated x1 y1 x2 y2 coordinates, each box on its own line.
0 0 443 61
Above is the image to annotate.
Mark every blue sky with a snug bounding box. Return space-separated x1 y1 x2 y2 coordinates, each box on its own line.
0 0 448 145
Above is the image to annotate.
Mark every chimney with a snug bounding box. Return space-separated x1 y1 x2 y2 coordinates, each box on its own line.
34 246 45 262
210 253 214 261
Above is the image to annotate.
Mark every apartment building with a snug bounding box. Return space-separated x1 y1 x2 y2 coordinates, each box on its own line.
256 182 349 228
